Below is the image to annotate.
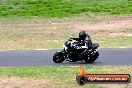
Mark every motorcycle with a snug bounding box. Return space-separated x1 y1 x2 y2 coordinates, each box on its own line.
53 36 99 63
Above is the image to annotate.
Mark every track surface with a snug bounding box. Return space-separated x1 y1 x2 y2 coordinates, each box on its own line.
0 48 132 67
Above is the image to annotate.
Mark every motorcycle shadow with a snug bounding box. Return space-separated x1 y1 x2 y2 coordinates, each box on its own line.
53 61 103 66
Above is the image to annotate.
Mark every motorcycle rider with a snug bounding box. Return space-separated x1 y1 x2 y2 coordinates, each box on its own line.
70 31 92 49
53 31 99 63
78 31 92 49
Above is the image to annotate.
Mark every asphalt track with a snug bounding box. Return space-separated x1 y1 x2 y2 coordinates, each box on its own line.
0 48 132 67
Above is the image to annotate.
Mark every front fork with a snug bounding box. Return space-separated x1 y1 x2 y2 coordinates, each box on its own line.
62 48 70 60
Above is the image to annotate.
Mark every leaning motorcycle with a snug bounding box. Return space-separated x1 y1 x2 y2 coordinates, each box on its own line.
53 37 99 63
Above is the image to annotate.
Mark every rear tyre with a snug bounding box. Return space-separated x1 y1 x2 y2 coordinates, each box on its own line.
90 52 99 62
84 56 92 63
53 52 65 63
84 52 99 63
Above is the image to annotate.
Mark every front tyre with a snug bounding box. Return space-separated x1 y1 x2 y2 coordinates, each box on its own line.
53 52 65 63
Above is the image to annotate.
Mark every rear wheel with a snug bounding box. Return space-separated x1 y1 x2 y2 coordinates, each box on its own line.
53 52 65 63
84 52 99 63
84 55 92 63
90 52 99 62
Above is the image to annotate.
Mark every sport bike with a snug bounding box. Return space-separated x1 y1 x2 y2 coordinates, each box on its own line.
53 37 99 63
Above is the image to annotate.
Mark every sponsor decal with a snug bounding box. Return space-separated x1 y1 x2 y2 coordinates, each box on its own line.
76 66 131 85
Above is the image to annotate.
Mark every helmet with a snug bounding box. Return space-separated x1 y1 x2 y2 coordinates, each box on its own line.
79 31 87 40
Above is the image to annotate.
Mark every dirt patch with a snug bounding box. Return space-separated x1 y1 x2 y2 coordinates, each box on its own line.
0 77 57 88
0 15 131 32
0 15 131 49
109 33 132 37
0 15 131 36
71 15 132 32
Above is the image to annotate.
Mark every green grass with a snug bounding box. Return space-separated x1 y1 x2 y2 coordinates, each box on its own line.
0 66 131 88
0 0 131 17
0 28 131 50
1 66 131 77
0 15 131 50
94 36 132 48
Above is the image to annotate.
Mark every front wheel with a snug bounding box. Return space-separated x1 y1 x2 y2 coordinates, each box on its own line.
53 52 65 63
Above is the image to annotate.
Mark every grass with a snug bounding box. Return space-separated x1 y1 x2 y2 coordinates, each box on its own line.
0 0 131 17
0 1 131 88
0 18 132 50
0 66 131 88
0 35 132 50
0 1 131 50
94 36 132 48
